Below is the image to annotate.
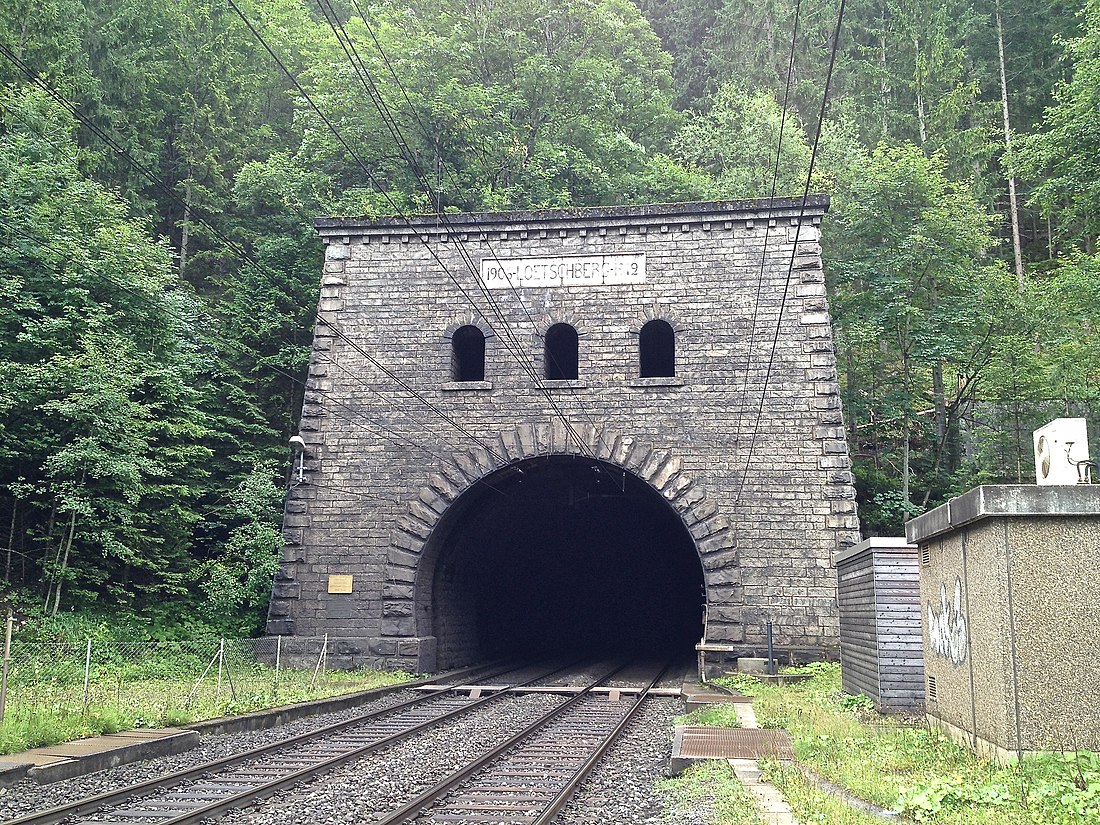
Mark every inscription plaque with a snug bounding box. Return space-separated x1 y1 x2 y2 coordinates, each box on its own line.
327 574 354 594
481 253 645 289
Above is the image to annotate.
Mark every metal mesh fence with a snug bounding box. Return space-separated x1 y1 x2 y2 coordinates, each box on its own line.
0 633 404 752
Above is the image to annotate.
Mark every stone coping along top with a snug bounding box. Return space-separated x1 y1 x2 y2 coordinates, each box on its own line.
314 196 830 238
905 484 1100 544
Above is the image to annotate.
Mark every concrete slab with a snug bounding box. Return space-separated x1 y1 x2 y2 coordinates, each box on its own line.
684 691 754 712
906 484 1100 543
4 749 75 767
0 760 34 788
30 728 193 758
25 730 199 785
108 728 188 740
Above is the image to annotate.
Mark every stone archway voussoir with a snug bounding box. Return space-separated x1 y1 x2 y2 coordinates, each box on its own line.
386 424 734 632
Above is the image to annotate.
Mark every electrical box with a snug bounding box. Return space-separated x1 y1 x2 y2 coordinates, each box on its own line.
1033 418 1090 485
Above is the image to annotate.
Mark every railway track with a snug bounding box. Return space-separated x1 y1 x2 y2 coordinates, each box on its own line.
381 662 670 825
7 660 675 825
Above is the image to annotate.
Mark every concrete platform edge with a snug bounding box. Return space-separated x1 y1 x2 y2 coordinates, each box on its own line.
27 731 199 785
0 761 34 787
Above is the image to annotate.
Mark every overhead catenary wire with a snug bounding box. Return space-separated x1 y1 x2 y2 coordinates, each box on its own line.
310 0 602 458
321 0 599 458
734 0 848 506
732 0 805 452
350 0 605 418
0 39 508 465
0 217 513 493
223 0 590 460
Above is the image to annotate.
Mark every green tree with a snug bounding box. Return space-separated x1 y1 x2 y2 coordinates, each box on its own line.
195 462 283 635
245 0 697 213
0 89 282 625
673 83 813 198
827 143 1012 529
1018 0 1100 252
0 89 207 610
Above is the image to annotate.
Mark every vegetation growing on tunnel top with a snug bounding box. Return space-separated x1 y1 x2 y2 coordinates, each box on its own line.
712 664 1100 823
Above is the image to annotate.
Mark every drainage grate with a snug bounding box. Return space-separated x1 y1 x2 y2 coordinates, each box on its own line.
674 727 795 760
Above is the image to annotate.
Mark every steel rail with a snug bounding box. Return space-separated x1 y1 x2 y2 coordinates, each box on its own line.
3 660 562 825
371 659 657 825
531 661 672 824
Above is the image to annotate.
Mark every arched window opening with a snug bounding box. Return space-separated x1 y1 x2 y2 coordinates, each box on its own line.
451 325 485 382
544 323 579 380
639 319 675 378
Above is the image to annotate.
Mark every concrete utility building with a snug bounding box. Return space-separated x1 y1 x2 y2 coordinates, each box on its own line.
266 199 858 673
907 485 1100 759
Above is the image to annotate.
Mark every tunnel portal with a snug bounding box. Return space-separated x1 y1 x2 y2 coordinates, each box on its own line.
269 201 859 673
421 457 705 669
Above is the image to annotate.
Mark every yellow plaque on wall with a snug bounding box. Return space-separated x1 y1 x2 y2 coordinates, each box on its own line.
327 574 354 594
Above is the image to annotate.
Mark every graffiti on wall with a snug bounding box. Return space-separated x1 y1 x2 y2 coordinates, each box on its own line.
928 577 968 665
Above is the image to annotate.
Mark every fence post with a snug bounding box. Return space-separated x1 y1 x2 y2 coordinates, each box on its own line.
216 639 225 703
309 634 328 691
0 611 12 723
223 641 237 701
185 648 221 708
82 638 93 709
274 635 282 698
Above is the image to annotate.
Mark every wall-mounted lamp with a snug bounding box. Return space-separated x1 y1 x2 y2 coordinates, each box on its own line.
289 435 306 485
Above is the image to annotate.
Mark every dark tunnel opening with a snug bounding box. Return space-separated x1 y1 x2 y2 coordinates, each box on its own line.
422 456 706 669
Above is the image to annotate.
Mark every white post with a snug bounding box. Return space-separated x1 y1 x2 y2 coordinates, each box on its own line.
0 611 12 723
185 649 220 708
275 635 282 696
82 638 93 708
216 639 225 702
309 635 328 691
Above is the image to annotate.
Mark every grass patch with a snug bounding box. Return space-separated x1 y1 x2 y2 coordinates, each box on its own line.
676 703 743 728
659 760 761 825
710 664 1100 824
0 666 412 755
760 761 889 825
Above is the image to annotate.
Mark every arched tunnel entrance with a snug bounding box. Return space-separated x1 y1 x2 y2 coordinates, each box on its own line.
418 456 706 669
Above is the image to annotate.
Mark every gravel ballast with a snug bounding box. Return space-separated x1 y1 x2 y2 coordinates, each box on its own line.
222 693 569 825
554 698 697 825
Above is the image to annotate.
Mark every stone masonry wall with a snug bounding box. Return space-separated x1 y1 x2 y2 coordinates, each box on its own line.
266 199 859 672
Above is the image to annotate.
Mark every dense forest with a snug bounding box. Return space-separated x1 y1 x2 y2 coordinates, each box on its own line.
1 0 1097 632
